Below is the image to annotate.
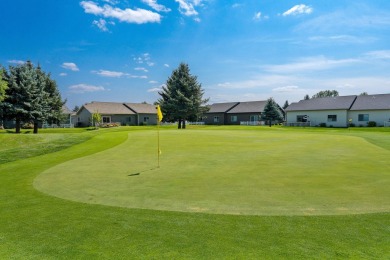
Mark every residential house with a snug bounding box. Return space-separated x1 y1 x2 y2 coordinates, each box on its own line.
203 102 239 125
348 94 390 126
75 101 158 127
203 101 283 125
285 95 357 127
124 103 158 125
226 101 269 125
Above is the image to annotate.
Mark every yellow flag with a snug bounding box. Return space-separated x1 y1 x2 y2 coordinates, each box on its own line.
156 105 163 122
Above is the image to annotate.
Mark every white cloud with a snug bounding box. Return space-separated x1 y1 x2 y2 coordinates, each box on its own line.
134 53 155 66
92 69 129 77
7 60 25 65
61 62 79 71
164 64 170 68
175 0 198 16
149 80 158 84
134 67 149 72
365 50 390 60
262 56 360 74
80 1 161 24
59 73 67 76
273 86 300 92
147 87 162 92
232 3 243 8
253 11 269 21
283 4 313 16
141 0 171 12
69 84 106 93
92 18 109 32
130 75 148 79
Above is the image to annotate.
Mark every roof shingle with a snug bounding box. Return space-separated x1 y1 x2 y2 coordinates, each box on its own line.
350 94 390 110
285 96 357 111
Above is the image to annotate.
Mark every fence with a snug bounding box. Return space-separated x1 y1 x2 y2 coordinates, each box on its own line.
43 123 74 128
240 121 265 126
285 122 311 127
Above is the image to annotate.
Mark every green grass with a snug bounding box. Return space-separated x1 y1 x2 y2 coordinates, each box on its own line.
35 129 390 215
0 126 389 258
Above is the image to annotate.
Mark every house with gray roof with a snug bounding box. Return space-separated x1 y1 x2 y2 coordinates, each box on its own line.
75 101 157 127
348 94 390 126
226 101 269 125
204 101 283 125
286 94 390 127
203 102 239 124
285 96 357 127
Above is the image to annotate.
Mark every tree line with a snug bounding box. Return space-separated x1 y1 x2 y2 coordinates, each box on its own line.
0 61 64 134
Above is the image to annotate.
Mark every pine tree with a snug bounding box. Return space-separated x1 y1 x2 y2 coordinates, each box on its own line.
261 98 284 127
304 94 310 100
282 100 289 109
158 63 209 129
0 66 8 103
3 62 64 133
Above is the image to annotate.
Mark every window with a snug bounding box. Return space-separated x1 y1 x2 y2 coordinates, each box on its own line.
143 117 149 122
231 116 237 122
214 116 219 123
358 114 369 121
250 115 259 122
327 115 337 122
128 117 132 122
102 116 111 123
297 115 308 122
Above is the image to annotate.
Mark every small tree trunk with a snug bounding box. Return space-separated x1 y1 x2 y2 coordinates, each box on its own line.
33 121 39 134
15 118 21 134
269 120 272 127
178 118 182 129
182 119 186 129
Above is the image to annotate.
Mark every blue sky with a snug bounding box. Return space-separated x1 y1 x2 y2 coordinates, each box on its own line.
1 0 390 109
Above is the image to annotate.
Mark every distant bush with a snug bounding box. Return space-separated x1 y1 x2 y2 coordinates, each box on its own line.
367 121 377 127
101 122 120 128
319 123 326 127
349 123 355 127
22 122 34 129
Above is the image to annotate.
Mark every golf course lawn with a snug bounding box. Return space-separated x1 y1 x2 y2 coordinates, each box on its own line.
35 129 390 215
1 126 389 258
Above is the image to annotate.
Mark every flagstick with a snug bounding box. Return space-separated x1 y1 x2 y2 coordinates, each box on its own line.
157 121 160 168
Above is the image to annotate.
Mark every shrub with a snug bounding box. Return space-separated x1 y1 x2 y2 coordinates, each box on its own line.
22 122 34 129
367 121 377 127
349 123 355 127
319 123 326 127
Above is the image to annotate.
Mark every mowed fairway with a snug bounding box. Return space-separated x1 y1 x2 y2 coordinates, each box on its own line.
1 126 390 258
35 129 390 215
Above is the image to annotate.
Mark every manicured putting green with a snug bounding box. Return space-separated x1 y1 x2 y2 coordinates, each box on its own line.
34 129 390 215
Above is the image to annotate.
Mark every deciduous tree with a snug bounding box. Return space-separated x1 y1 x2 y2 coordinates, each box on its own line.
312 90 339 99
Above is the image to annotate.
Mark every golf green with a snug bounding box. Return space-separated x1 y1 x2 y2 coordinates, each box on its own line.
34 129 390 216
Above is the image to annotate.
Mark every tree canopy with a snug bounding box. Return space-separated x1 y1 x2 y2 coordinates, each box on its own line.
261 98 284 127
312 90 339 99
1 61 64 133
158 63 209 129
0 67 8 103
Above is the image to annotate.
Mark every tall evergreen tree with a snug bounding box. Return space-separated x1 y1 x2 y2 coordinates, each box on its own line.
3 62 64 133
304 94 310 100
158 63 209 129
0 66 8 103
3 62 36 133
282 100 289 109
261 98 284 127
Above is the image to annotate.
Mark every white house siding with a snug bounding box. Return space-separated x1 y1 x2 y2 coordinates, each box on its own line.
76 108 92 127
286 110 349 127
348 110 390 127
